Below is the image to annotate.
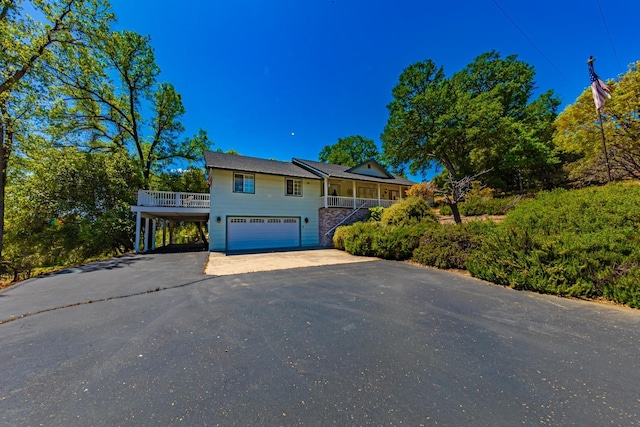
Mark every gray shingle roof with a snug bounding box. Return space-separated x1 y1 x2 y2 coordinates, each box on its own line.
293 158 416 186
204 151 416 185
204 151 321 180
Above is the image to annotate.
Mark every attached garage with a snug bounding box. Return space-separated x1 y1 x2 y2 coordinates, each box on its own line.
227 217 300 251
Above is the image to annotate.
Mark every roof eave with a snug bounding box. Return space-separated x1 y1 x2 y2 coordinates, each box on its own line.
292 158 330 178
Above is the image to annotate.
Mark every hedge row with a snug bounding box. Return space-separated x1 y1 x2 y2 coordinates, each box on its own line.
336 184 640 308
467 183 640 307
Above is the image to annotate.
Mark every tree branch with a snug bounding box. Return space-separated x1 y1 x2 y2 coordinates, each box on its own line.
0 0 75 95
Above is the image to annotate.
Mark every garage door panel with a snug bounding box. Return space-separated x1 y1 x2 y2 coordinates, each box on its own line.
227 217 300 251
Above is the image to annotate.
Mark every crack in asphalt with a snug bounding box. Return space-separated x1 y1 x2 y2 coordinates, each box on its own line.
0 276 215 326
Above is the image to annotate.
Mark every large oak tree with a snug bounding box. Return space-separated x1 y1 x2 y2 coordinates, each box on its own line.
52 30 211 188
319 135 382 167
0 0 113 258
382 51 560 222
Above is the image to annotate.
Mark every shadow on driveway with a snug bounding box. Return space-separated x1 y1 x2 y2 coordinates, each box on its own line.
0 250 209 324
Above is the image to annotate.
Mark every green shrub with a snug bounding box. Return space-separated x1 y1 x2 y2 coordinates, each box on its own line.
459 195 520 216
602 265 640 308
413 221 495 269
372 222 436 260
466 183 640 305
334 221 380 257
368 206 385 222
381 197 437 226
332 225 348 250
334 220 435 261
438 204 453 216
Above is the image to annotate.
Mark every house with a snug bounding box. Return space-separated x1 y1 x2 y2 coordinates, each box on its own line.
131 151 415 253
205 151 416 251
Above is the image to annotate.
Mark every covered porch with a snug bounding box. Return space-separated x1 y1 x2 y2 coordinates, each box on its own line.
131 190 210 253
320 178 409 209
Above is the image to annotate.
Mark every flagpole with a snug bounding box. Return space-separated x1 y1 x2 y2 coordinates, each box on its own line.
588 56 612 183
597 110 612 182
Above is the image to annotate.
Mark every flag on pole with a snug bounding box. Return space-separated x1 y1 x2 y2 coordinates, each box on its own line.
588 56 611 111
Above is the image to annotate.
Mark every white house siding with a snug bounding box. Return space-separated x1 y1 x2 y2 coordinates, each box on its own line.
208 169 321 251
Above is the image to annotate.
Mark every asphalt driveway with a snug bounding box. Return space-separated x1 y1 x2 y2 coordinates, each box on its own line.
1 251 639 426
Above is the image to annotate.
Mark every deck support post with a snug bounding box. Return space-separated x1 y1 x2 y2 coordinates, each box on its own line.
135 211 141 253
151 219 157 250
143 217 150 252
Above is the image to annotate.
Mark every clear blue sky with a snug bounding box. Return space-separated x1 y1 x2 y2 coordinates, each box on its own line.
109 0 638 179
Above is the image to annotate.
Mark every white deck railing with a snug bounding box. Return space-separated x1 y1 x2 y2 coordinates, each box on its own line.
137 190 210 208
321 196 396 209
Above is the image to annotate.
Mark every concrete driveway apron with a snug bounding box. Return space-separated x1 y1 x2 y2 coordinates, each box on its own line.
204 249 379 276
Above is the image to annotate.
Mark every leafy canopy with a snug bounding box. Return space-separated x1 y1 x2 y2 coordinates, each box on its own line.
382 51 561 192
52 29 212 187
319 135 381 167
554 60 640 185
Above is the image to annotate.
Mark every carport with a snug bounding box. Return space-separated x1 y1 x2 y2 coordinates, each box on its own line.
130 190 210 252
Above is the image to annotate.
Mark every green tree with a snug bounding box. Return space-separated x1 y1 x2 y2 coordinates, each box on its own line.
382 51 560 223
554 60 640 185
0 0 113 97
52 30 211 188
0 0 114 259
151 168 209 193
5 146 139 274
319 135 381 167
214 147 240 155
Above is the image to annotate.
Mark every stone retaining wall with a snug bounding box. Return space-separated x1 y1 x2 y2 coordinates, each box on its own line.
319 208 369 247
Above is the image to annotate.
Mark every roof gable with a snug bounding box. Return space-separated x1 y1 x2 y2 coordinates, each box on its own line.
292 158 415 186
346 159 395 179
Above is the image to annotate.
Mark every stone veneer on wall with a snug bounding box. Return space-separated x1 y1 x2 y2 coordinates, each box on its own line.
319 207 370 247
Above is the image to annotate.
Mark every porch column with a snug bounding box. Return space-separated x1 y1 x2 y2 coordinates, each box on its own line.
151 219 157 250
399 185 403 200
135 211 141 253
162 219 167 247
323 177 328 208
377 183 381 206
143 217 150 252
352 181 356 209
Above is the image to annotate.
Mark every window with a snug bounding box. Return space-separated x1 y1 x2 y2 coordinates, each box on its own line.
358 187 376 198
234 173 254 193
285 178 302 196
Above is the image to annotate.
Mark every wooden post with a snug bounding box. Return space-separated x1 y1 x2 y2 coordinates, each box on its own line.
352 181 356 209
323 178 328 208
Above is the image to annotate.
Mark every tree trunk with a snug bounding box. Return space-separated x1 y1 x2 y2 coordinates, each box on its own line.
0 100 13 259
450 202 462 225
197 222 208 245
0 129 6 259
